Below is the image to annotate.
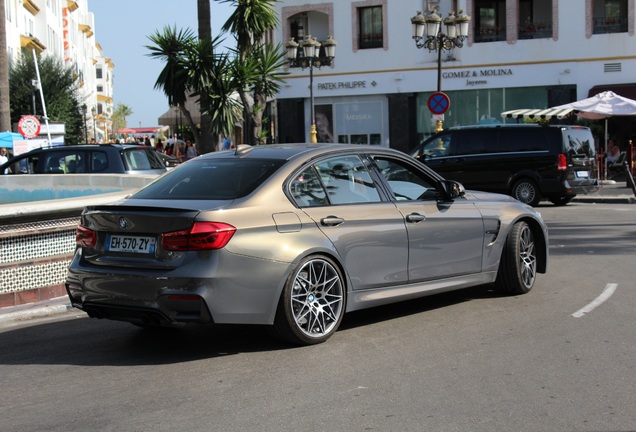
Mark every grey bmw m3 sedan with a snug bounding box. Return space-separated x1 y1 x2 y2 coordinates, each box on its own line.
66 143 548 345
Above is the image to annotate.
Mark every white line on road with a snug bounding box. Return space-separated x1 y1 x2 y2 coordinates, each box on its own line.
572 283 618 318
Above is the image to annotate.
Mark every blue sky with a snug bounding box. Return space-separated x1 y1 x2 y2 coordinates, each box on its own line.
90 0 234 128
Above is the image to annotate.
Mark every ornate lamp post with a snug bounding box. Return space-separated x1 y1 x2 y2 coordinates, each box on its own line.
286 35 337 143
411 9 471 132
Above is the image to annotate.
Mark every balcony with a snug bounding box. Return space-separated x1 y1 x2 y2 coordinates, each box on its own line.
518 21 553 40
593 16 628 34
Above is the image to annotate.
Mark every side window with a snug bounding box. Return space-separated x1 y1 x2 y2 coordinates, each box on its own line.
421 134 452 158
43 152 77 174
290 167 328 207
91 151 109 172
498 129 549 152
454 131 496 155
373 156 441 201
123 149 152 170
62 152 86 173
316 155 381 205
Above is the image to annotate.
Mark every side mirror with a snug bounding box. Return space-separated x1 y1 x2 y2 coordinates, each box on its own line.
441 179 465 199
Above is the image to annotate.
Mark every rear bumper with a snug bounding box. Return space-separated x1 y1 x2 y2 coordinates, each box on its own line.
567 179 601 196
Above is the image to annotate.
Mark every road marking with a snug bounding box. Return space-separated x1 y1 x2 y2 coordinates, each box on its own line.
572 283 617 318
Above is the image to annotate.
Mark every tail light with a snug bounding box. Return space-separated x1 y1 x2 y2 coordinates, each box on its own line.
162 222 236 251
557 153 567 171
76 225 97 247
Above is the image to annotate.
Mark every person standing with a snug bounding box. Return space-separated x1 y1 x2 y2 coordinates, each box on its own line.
0 147 9 173
185 140 198 160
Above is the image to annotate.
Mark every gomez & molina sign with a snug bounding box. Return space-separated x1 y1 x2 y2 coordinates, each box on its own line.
442 68 513 87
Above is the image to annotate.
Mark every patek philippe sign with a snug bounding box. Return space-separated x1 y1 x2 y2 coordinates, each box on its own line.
442 68 514 87
318 80 367 91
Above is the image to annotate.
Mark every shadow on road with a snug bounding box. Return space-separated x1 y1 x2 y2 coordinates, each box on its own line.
0 286 501 367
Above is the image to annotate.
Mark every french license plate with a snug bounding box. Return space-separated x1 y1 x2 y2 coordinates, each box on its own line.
107 234 156 254
576 170 589 178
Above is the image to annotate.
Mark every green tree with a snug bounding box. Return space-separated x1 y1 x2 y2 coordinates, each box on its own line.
147 27 230 153
9 54 83 143
219 0 285 145
230 41 288 144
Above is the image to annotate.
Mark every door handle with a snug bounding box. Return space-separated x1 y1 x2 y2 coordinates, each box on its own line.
406 213 425 223
321 216 345 226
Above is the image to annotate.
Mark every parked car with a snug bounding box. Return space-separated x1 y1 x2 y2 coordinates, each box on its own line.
0 144 167 175
410 124 599 206
66 143 548 345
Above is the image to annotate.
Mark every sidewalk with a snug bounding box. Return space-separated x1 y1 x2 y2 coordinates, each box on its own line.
572 180 636 204
0 296 73 326
1 182 634 327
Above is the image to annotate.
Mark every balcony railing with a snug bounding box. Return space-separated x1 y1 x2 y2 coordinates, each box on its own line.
593 16 628 34
518 21 553 39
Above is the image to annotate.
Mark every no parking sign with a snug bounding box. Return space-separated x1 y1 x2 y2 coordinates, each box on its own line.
18 115 41 139
427 92 450 115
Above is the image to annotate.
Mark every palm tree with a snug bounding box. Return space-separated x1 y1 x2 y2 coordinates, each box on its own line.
112 103 133 134
196 0 214 153
220 0 279 60
218 0 286 145
231 42 288 145
0 0 12 132
147 26 238 152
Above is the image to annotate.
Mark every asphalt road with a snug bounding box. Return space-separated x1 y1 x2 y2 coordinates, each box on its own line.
1 202 635 432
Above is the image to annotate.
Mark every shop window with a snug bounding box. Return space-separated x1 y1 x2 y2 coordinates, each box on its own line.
593 0 628 34
475 0 506 43
358 6 383 49
519 0 553 39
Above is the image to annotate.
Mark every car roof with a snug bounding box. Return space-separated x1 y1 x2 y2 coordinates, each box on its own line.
205 143 401 162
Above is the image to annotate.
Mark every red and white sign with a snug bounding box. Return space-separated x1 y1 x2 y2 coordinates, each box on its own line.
18 115 41 139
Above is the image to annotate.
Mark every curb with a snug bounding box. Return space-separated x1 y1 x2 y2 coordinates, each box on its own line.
0 297 74 325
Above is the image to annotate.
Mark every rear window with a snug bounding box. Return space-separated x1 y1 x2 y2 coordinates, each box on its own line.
132 158 285 200
122 148 165 171
563 127 595 157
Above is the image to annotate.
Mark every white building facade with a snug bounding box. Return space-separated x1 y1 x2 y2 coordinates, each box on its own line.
274 0 636 152
3 0 113 141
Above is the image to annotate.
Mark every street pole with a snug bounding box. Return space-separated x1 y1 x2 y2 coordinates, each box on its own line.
309 64 317 143
411 9 471 134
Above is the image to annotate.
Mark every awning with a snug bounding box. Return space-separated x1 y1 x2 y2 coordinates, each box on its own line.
501 108 574 120
588 83 636 100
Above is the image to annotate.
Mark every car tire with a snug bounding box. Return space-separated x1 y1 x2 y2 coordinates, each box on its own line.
549 196 573 206
512 179 541 206
272 255 346 345
495 221 537 295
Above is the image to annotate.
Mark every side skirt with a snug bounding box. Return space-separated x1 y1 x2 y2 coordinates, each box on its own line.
345 272 497 313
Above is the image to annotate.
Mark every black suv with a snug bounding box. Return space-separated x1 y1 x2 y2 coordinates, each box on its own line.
0 144 167 176
410 124 599 206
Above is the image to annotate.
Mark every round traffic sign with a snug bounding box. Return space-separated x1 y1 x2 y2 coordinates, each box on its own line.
18 115 41 139
427 92 450 115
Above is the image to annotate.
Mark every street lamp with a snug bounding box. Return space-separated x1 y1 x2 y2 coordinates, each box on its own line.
411 9 471 132
81 104 88 143
286 35 337 143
